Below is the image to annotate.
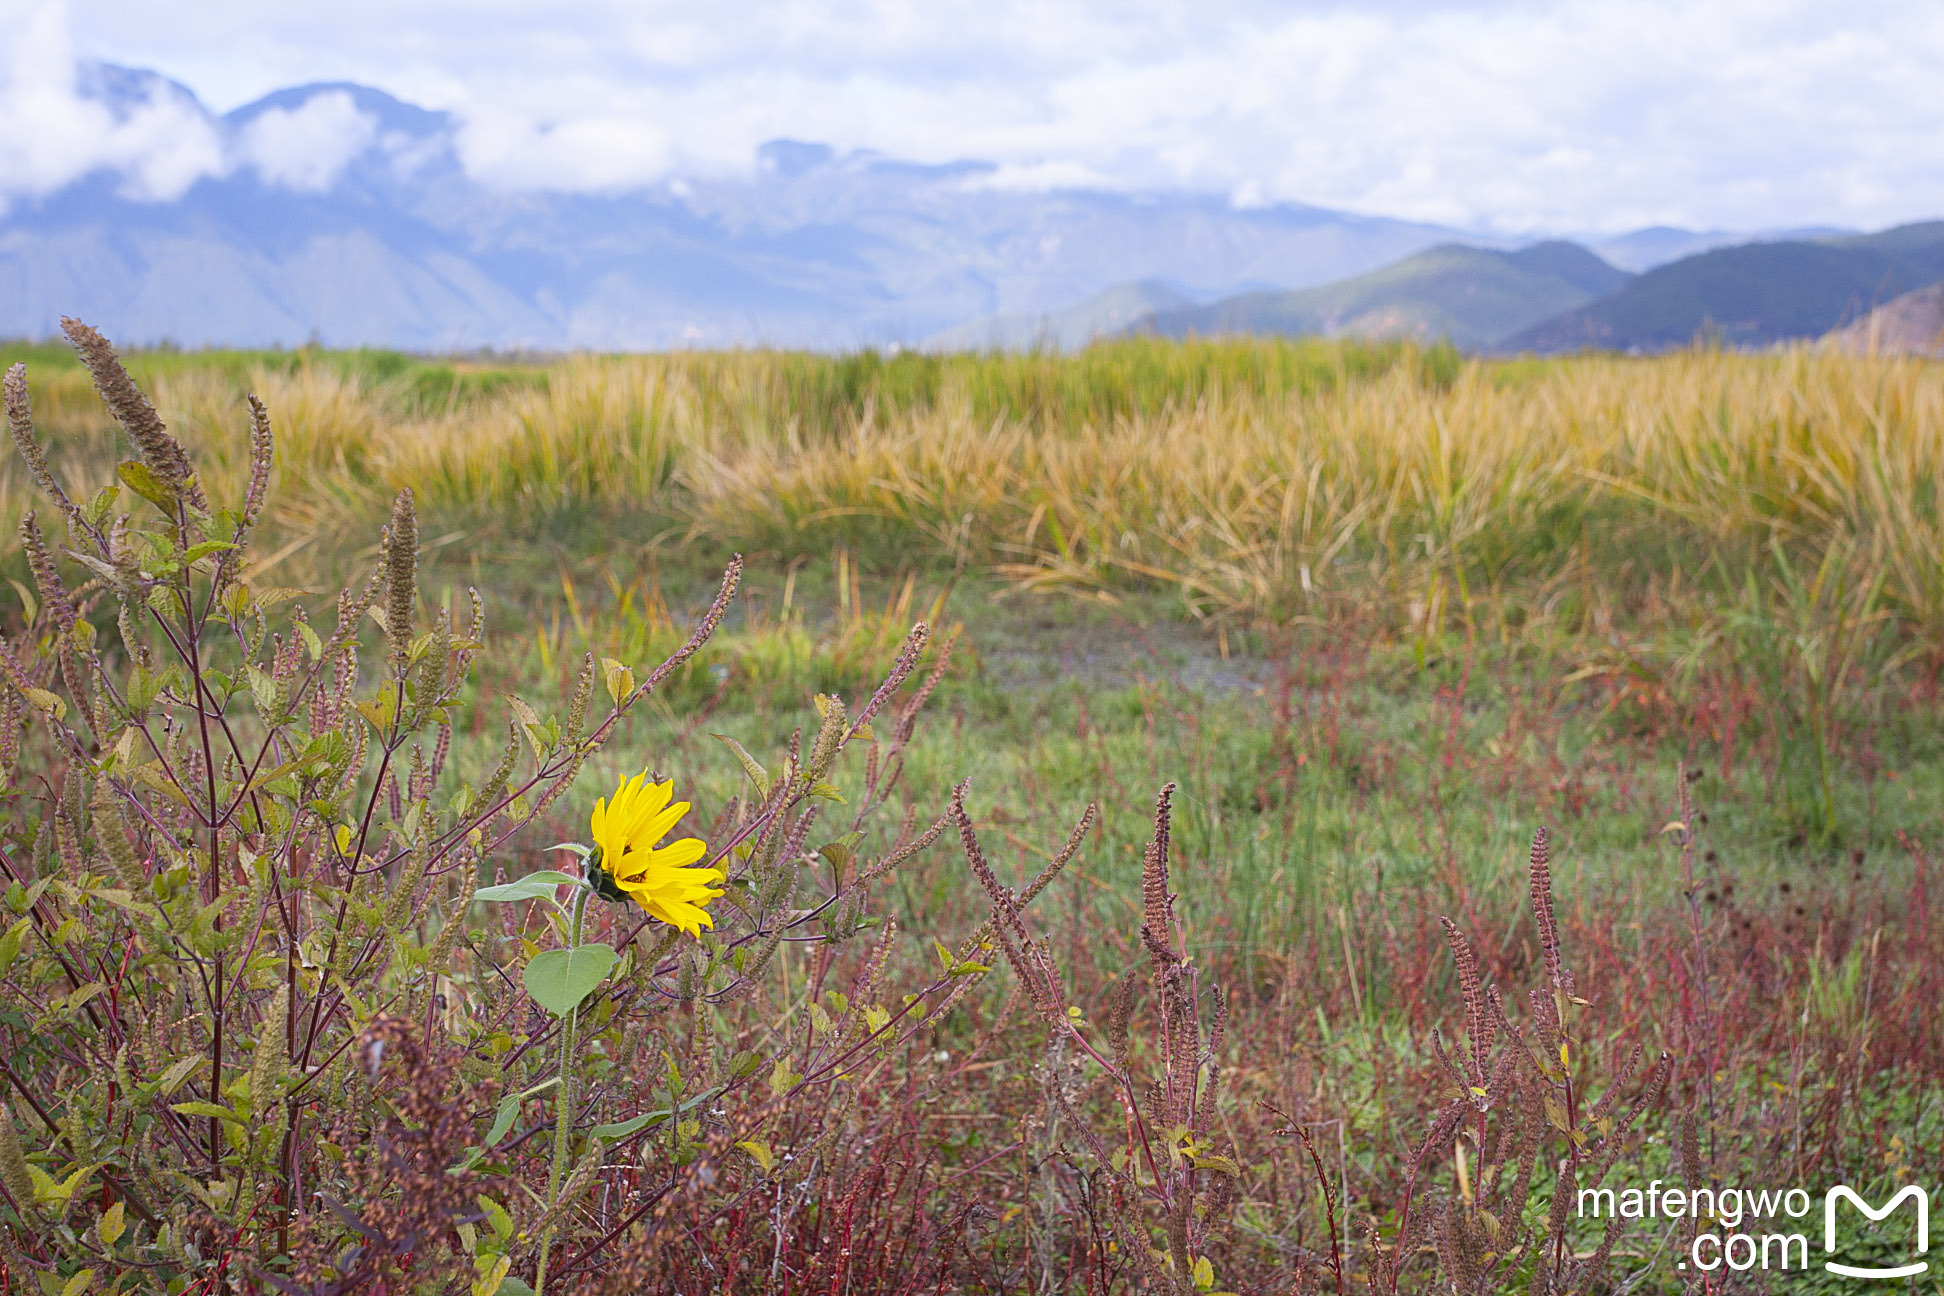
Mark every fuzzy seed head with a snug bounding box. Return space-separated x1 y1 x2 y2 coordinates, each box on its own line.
383 489 418 668
0 1101 32 1209
1528 827 1570 992
61 318 203 508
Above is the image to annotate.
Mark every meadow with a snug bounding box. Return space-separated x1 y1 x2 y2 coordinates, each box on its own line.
0 331 1940 1293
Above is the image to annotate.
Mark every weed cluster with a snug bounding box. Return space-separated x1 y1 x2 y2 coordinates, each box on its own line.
0 328 1939 1294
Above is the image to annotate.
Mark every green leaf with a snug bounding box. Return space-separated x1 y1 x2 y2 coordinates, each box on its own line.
1189 1153 1242 1177
181 539 238 564
96 1199 125 1248
116 459 176 512
84 484 119 525
470 1257 511 1296
7 577 36 625
474 870 579 904
820 830 866 872
738 1140 776 1173
712 734 771 797
587 1109 669 1142
492 1280 536 1296
768 1056 801 1098
484 1094 522 1147
601 657 635 707
247 665 280 718
21 687 65 720
507 695 545 759
354 691 397 733
522 943 617 1015
479 1194 513 1240
151 1055 201 1098
245 753 318 793
170 1100 240 1121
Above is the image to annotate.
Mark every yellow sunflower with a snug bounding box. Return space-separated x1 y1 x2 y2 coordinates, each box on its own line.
588 771 722 936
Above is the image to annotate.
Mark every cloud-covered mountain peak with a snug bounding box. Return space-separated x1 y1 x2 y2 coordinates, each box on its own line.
73 61 207 122
223 83 462 195
0 62 1786 353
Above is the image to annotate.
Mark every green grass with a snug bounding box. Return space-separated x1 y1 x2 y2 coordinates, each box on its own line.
446 548 1944 945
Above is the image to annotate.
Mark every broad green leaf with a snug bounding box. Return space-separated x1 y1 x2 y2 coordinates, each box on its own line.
116 459 176 511
768 1057 801 1098
247 665 280 718
171 1100 240 1121
484 1093 521 1147
151 1055 201 1097
738 1140 775 1173
181 539 237 564
0 920 25 973
96 1200 125 1247
587 1110 667 1142
245 754 316 792
470 1255 511 1296
478 1194 514 1239
601 657 635 707
474 871 579 904
1189 1154 1242 1178
522 943 616 1015
21 687 65 720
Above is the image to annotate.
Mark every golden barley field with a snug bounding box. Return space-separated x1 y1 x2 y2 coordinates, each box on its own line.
5 338 1941 640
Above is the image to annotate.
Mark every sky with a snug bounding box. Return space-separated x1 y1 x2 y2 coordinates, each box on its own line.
9 0 1944 234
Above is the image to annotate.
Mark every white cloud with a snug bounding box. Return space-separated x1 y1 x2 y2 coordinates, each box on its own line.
0 0 223 201
960 160 1117 192
458 104 673 191
24 0 1944 232
235 91 378 190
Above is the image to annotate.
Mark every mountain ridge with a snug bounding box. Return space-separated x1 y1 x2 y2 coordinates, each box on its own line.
0 64 1486 350
1500 223 1944 353
0 62 1892 353
1122 241 1631 350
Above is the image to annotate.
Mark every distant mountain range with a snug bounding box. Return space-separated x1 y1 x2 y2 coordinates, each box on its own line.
1500 223 1944 352
1127 241 1631 350
0 65 1505 351
1030 221 1944 355
0 62 1873 354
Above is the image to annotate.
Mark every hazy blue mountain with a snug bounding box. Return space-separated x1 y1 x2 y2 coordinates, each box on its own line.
1124 242 1630 349
1501 222 1944 354
0 66 1497 351
925 280 1202 351
0 64 1887 352
1584 226 1847 273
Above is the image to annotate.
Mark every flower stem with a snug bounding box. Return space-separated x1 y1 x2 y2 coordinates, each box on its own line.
534 884 589 1296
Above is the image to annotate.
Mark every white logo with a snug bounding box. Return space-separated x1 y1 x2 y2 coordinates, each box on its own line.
1825 1186 1928 1280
